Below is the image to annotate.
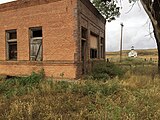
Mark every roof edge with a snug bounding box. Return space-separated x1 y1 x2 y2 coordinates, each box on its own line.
0 0 62 12
80 0 106 24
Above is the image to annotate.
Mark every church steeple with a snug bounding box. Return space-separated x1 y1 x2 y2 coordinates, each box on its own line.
131 46 134 50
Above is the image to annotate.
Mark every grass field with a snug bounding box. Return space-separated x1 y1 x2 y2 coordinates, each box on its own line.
0 70 160 120
106 49 158 63
0 49 159 120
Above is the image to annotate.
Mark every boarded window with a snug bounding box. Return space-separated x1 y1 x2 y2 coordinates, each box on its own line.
30 27 42 61
90 35 98 49
6 30 17 60
90 34 98 59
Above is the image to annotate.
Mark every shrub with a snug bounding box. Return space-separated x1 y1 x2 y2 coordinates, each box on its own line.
17 71 44 86
131 65 158 76
0 69 45 98
81 81 98 96
54 81 70 93
91 73 110 81
91 61 125 81
99 82 119 96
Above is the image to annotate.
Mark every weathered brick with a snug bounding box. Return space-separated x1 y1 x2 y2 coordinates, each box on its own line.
0 0 106 79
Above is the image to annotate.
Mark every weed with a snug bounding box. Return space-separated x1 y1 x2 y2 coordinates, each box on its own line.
99 82 119 96
91 61 125 81
81 81 98 96
0 70 45 98
0 65 160 119
60 72 65 78
54 81 70 93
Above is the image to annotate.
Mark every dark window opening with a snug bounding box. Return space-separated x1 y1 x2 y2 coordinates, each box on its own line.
32 29 42 38
9 42 17 60
30 27 42 61
90 49 97 59
90 34 98 59
6 30 17 60
9 31 17 39
81 27 88 74
101 38 103 44
100 38 104 58
81 27 87 61
81 28 87 39
100 46 103 58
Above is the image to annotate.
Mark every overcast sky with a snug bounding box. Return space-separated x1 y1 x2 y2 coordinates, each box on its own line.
0 0 157 51
107 1 157 51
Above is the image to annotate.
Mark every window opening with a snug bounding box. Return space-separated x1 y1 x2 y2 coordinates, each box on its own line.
100 38 104 58
90 34 98 59
81 28 87 40
6 30 17 60
90 49 97 59
30 27 42 61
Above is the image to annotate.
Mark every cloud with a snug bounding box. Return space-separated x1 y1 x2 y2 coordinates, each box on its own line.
106 1 157 51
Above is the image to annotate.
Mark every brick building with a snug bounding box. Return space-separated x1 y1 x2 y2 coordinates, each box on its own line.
0 0 106 79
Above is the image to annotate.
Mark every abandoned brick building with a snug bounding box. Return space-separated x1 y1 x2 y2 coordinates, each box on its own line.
0 0 106 79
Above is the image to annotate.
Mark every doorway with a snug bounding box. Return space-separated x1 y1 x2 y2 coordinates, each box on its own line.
81 27 87 74
81 40 87 74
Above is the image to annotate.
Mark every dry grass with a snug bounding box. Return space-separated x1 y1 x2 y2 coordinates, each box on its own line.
106 49 158 63
0 49 159 119
0 66 160 120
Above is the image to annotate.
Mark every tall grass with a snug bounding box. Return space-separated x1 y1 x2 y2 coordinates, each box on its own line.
0 70 44 98
0 66 160 119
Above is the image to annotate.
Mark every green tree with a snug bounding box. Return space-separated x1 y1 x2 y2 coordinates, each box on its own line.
92 0 120 22
92 0 160 71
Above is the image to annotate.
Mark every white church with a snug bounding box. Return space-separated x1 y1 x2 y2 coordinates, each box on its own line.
128 46 137 58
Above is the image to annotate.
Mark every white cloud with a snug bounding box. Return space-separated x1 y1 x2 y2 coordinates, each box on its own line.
106 0 157 51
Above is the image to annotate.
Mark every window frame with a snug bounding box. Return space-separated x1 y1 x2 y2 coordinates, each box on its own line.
90 33 98 59
100 37 104 59
90 48 98 59
29 27 43 61
6 29 17 61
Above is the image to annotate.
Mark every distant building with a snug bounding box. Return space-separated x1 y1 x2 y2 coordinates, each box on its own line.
128 46 137 58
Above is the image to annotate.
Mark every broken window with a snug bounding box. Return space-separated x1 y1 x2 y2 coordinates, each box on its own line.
100 38 104 58
81 28 87 40
30 27 42 61
6 30 17 60
90 34 98 59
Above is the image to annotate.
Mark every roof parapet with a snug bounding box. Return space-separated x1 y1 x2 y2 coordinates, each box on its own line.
0 0 62 12
80 0 106 24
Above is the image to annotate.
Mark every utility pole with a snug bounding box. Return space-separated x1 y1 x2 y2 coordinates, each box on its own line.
120 22 124 63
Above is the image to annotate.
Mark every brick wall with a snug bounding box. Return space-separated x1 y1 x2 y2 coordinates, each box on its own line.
76 0 106 75
0 0 105 79
0 0 78 79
